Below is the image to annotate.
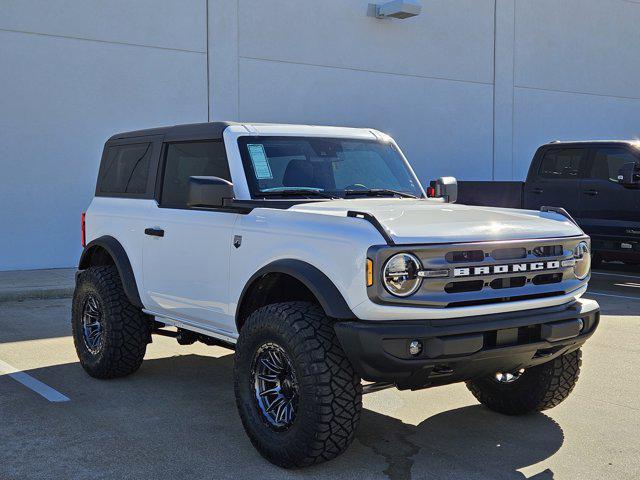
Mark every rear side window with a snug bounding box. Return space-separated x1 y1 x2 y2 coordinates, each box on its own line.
160 141 230 208
538 148 585 179
99 143 152 194
590 147 638 182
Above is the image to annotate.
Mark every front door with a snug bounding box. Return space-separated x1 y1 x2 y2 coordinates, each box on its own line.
578 145 640 252
142 140 237 332
524 147 587 217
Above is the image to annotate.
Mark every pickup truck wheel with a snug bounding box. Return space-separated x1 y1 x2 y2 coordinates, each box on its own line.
465 349 582 415
234 302 362 468
72 266 151 379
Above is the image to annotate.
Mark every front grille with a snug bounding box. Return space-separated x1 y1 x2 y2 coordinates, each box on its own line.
532 273 563 285
433 240 577 307
491 247 527 260
445 250 484 263
490 276 527 290
446 291 565 308
368 236 589 308
444 280 484 293
533 245 563 257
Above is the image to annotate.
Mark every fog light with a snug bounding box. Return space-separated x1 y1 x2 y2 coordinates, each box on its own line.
409 340 422 356
577 318 584 332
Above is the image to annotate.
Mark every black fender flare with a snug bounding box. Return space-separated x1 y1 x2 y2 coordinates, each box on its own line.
236 259 355 324
78 236 143 308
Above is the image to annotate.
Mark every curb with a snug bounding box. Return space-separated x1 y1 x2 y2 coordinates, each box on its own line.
0 287 74 303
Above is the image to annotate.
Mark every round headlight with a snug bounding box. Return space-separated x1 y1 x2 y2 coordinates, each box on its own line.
573 241 591 280
383 253 422 297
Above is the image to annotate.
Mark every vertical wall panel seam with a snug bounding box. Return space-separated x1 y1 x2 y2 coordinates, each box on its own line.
511 0 516 179
237 0 240 119
492 0 498 180
206 0 211 121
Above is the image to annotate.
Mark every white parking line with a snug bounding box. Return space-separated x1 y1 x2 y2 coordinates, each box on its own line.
614 283 640 289
0 359 70 402
586 291 640 301
592 271 640 280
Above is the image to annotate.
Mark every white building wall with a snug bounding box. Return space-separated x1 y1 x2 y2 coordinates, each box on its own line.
512 0 640 178
209 0 497 182
1 0 640 270
0 1 208 271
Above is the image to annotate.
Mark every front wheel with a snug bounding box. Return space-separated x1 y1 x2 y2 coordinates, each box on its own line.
234 302 362 468
466 349 582 415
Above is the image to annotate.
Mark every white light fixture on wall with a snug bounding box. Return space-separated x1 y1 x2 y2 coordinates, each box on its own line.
368 0 422 19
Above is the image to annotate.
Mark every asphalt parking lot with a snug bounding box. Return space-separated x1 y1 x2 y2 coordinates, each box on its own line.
1 265 639 480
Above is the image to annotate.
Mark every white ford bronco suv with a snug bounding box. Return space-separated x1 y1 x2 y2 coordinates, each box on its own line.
73 122 600 468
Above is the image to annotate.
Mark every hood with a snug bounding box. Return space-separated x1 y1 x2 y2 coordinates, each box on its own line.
288 198 583 244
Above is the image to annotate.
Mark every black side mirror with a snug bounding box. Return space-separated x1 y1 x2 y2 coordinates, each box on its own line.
617 162 640 188
188 176 234 208
428 176 458 203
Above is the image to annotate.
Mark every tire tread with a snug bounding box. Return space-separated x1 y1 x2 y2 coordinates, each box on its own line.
466 349 582 415
72 265 150 379
234 302 362 468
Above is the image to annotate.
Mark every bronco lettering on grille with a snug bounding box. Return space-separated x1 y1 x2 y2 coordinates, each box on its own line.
454 261 561 277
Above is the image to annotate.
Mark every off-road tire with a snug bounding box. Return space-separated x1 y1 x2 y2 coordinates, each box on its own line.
466 349 582 415
234 302 362 468
72 265 151 379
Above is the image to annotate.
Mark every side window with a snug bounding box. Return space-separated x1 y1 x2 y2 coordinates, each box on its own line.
538 148 585 179
99 143 152 194
590 147 638 183
160 141 230 208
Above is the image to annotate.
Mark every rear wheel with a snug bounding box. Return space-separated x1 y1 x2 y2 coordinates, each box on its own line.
72 265 151 379
466 349 582 415
234 302 362 468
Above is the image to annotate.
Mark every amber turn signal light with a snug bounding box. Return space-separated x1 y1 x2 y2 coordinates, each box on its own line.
366 259 374 286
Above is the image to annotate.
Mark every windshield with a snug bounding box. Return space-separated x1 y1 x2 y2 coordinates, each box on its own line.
238 136 424 199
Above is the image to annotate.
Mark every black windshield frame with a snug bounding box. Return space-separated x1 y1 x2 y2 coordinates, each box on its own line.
237 136 424 199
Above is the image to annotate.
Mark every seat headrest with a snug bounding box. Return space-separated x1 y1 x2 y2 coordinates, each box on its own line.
282 159 316 187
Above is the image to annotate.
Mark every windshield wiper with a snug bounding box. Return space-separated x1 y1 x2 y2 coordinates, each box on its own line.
259 189 336 199
344 188 418 199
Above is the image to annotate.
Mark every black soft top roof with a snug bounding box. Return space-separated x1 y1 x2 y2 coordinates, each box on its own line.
108 121 240 142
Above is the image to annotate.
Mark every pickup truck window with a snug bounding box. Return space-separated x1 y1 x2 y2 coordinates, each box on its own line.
160 141 230 208
238 136 422 198
590 147 638 183
99 143 152 195
538 148 585 179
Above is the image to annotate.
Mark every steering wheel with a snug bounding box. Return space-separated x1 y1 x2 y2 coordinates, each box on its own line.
344 183 369 191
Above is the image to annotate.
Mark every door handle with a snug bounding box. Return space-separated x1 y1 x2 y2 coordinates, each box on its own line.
583 189 599 196
531 188 544 194
144 228 165 237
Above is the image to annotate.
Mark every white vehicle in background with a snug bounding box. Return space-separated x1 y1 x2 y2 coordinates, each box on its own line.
73 122 599 468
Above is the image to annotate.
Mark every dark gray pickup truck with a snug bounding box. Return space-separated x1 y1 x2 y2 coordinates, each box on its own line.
458 141 640 266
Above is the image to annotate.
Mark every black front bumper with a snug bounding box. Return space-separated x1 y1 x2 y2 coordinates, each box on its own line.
334 299 599 390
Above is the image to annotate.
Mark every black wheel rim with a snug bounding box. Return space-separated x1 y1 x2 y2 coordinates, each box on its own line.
81 294 104 354
252 343 299 430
